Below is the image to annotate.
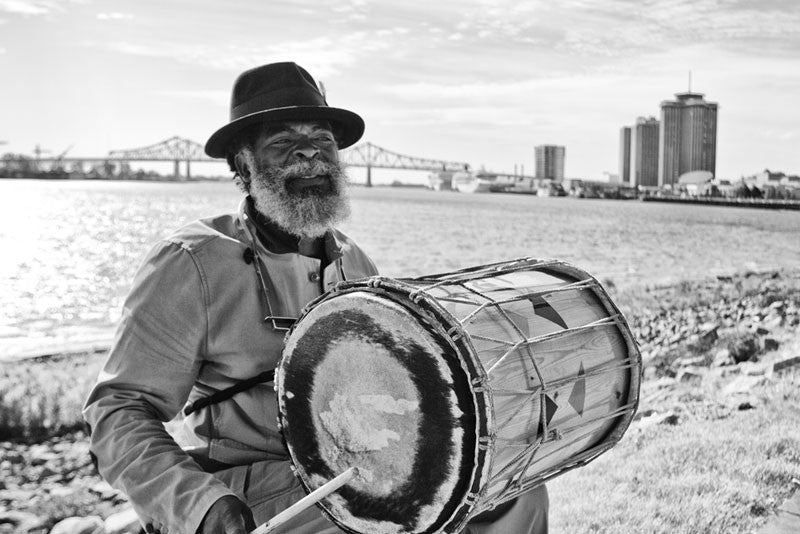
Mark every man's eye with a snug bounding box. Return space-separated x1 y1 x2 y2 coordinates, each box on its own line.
270 138 292 146
314 136 334 144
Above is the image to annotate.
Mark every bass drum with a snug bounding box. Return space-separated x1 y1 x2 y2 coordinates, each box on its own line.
276 258 641 534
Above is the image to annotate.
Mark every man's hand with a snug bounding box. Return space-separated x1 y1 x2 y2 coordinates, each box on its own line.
197 495 256 534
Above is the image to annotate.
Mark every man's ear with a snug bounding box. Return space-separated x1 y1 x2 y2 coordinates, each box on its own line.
233 152 252 184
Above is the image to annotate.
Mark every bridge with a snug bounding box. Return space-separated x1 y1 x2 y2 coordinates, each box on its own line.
13 136 485 186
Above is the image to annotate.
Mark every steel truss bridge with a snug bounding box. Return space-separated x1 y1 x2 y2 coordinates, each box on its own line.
22 136 483 185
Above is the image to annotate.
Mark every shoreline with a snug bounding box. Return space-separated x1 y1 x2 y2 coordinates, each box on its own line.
641 195 800 210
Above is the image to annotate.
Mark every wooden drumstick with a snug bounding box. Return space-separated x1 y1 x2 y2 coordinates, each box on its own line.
250 467 359 534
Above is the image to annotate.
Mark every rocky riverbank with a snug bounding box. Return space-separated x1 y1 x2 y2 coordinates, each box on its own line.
2 269 799 533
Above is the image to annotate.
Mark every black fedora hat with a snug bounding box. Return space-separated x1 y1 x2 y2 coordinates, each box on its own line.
205 62 364 158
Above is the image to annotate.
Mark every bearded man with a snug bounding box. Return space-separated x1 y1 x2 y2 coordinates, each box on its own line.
84 62 548 534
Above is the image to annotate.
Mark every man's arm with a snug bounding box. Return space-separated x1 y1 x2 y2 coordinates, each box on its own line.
83 241 239 534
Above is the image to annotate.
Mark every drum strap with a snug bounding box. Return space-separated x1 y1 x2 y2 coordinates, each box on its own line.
183 369 275 416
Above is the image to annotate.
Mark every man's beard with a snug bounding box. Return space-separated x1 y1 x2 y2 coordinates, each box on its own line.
248 158 351 239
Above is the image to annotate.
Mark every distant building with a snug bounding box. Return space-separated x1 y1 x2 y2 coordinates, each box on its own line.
535 145 565 181
631 116 660 188
658 91 718 187
618 127 632 184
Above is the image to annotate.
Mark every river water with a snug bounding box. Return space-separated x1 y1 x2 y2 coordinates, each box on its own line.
1 179 799 356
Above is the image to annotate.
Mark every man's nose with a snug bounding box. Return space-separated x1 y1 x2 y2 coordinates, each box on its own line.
293 139 319 160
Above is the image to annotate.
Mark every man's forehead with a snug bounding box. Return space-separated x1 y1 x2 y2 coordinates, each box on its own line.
260 120 334 137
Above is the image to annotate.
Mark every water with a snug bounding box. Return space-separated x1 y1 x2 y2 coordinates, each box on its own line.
1 179 799 355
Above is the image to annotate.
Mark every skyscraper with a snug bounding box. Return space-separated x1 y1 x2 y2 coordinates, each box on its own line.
631 116 660 187
658 91 718 187
535 145 565 181
619 127 631 184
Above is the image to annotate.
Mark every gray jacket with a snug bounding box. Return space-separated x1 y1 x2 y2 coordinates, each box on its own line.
83 201 378 534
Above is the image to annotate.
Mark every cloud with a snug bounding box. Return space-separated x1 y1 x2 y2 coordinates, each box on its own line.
435 0 800 58
97 12 133 21
0 0 84 16
101 29 408 77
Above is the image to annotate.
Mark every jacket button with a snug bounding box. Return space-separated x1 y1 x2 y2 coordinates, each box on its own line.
309 271 320 282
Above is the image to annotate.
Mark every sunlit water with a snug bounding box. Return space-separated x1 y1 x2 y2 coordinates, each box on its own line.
1 179 799 355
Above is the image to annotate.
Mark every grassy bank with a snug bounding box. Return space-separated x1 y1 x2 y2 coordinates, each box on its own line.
548 371 800 533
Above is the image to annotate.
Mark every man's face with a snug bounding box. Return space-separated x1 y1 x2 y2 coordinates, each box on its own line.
241 120 351 238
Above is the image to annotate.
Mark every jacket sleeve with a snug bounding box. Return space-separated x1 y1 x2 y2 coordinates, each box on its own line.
83 241 236 534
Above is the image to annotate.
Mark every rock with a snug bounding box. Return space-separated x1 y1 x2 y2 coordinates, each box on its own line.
0 487 37 502
739 361 769 376
104 508 141 534
762 337 780 352
3 451 25 464
49 516 105 534
769 300 785 311
90 480 122 501
674 355 706 368
772 355 800 374
677 368 704 385
48 485 80 499
728 335 759 363
737 400 756 411
37 465 60 481
712 348 732 367
723 375 770 396
699 322 719 343
0 510 45 532
639 411 679 428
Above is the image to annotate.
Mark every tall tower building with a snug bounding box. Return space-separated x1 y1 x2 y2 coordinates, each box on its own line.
535 145 565 181
658 91 718 187
619 127 632 184
631 116 660 187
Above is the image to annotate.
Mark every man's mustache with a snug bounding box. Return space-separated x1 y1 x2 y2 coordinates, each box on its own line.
266 159 342 181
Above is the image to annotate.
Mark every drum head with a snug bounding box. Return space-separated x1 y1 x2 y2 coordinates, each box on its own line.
278 290 479 534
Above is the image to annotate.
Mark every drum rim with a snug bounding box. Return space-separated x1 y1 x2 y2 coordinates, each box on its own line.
278 276 494 534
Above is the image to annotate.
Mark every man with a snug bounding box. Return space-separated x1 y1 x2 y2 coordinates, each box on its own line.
84 62 548 534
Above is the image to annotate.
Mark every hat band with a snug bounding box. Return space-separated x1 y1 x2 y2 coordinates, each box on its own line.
231 87 328 121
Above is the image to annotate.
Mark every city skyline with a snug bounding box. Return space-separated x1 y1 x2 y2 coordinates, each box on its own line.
1 0 799 180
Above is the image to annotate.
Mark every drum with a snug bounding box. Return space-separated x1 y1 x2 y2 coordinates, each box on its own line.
276 258 641 534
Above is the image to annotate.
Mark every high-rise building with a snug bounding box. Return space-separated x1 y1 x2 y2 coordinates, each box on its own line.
619 127 632 184
535 145 565 181
658 91 718 187
631 116 660 187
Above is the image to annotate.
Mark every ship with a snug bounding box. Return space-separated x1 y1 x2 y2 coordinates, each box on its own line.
451 171 498 193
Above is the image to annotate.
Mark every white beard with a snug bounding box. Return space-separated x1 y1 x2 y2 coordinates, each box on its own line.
247 157 351 239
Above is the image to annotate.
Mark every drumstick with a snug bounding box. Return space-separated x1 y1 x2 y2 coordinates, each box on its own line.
250 467 359 534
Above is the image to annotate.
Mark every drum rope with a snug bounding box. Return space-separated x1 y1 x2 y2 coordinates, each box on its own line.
408 258 564 286
492 402 636 447
454 278 598 328
482 315 624 376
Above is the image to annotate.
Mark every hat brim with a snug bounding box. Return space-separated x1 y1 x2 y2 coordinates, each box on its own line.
204 106 365 158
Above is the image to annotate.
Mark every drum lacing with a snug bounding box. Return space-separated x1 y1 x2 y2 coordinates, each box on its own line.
446 326 462 341
478 436 493 450
470 377 487 392
408 290 425 303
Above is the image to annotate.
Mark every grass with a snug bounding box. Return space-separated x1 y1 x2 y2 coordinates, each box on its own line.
548 371 800 534
0 352 105 441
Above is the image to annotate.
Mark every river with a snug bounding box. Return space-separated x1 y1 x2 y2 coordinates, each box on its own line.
1 179 799 357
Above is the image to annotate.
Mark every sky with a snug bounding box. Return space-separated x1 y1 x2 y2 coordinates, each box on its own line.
1 0 799 181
